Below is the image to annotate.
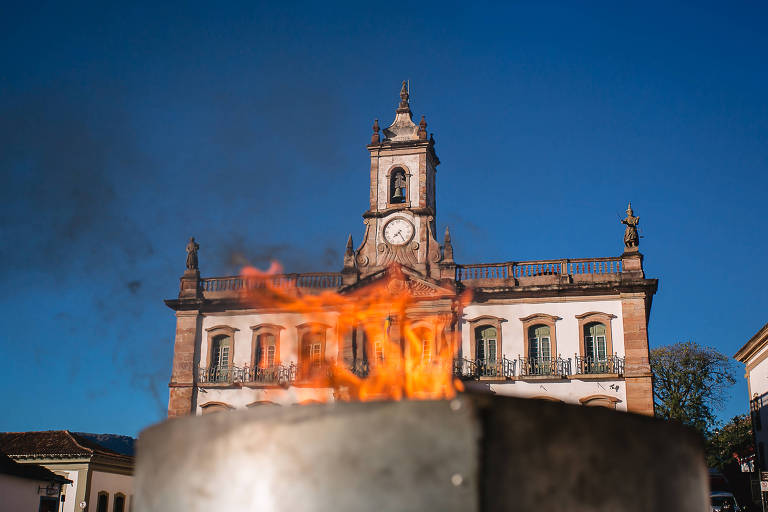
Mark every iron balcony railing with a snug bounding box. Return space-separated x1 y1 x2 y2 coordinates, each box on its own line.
517 357 572 377
453 357 516 379
573 355 625 375
198 364 297 386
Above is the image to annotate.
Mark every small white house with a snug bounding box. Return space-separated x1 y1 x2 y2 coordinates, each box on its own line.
734 321 768 470
0 431 133 512
0 453 71 512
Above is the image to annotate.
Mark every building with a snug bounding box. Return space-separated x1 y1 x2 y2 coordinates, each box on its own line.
734 321 768 469
165 83 658 417
0 453 71 512
0 431 134 512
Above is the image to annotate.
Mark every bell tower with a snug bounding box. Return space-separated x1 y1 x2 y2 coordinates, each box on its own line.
354 82 443 279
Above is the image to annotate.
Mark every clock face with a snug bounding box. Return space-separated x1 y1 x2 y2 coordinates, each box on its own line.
383 218 415 246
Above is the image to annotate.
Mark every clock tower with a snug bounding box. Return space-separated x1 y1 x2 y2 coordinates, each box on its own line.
352 82 445 281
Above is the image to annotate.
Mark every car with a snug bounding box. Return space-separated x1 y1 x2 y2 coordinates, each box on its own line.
710 491 741 512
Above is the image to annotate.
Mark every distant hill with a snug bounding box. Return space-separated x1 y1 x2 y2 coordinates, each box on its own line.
75 432 135 456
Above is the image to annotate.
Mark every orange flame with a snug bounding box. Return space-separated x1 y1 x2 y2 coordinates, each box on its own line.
240 263 471 402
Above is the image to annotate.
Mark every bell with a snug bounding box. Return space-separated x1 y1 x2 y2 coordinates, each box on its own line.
393 187 403 200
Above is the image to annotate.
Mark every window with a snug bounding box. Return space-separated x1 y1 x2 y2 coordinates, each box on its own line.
297 324 328 378
467 316 504 372
114 493 126 512
204 325 239 384
390 167 407 204
584 322 607 362
96 492 109 512
579 395 619 409
575 312 616 374
200 402 233 415
476 326 497 363
211 335 231 368
528 325 551 361
257 333 276 367
374 340 385 364
413 326 434 365
38 497 59 512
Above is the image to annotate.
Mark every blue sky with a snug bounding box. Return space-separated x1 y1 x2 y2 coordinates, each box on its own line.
1 1 766 437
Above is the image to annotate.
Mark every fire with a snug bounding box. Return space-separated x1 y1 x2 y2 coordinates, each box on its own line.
240 263 470 402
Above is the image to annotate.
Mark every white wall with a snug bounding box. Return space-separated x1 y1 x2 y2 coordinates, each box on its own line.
60 469 79 512
201 312 340 370
461 300 625 360
88 471 132 512
0 473 52 512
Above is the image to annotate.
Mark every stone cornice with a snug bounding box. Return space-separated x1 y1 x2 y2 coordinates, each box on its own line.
734 321 768 363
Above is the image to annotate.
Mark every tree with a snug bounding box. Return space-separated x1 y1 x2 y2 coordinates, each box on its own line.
650 341 736 434
705 414 754 470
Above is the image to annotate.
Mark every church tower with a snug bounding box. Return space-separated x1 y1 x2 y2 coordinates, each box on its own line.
354 82 444 280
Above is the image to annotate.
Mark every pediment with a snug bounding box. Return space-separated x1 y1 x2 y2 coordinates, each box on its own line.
342 264 455 297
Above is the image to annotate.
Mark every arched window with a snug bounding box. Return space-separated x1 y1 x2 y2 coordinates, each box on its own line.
211 335 231 369
204 325 238 384
96 492 109 512
584 322 607 362
579 394 620 409
390 167 407 204
200 402 233 415
256 333 277 368
114 493 126 512
412 326 435 365
298 325 328 378
374 339 385 365
528 325 551 361
475 326 497 364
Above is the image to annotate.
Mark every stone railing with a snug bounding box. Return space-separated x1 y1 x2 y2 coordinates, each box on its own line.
200 272 343 297
456 257 623 286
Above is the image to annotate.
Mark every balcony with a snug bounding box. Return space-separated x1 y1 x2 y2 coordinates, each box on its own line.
454 357 516 380
573 355 624 376
198 364 297 387
517 357 572 378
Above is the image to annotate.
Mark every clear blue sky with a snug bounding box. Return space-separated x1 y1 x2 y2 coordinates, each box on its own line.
1 1 766 437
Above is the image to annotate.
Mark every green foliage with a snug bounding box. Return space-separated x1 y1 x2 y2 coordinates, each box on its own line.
705 415 754 470
650 341 736 434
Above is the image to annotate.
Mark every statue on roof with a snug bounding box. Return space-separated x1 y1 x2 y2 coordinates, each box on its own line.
621 203 640 249
397 81 410 112
186 237 200 271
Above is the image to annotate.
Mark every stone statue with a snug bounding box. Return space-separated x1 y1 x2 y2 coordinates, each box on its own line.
621 203 640 248
186 237 200 271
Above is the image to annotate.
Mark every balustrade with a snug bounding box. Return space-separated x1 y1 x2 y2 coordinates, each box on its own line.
457 257 622 283
201 272 343 293
198 364 297 386
573 355 624 375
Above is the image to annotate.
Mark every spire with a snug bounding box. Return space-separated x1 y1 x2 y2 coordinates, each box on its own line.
443 226 454 263
382 81 418 142
418 115 427 140
397 80 410 113
371 119 380 144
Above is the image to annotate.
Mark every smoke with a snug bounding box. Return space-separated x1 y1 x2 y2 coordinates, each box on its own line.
0 84 154 282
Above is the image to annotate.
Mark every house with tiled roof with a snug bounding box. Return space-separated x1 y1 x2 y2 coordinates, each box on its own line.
0 453 71 511
0 431 133 512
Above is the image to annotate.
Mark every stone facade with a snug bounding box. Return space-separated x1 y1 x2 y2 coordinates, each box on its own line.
165 83 658 417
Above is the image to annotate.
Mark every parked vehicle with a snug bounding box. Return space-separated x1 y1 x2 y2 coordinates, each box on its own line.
711 491 741 511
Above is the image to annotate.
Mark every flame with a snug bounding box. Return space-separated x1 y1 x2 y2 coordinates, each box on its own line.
240 263 470 402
